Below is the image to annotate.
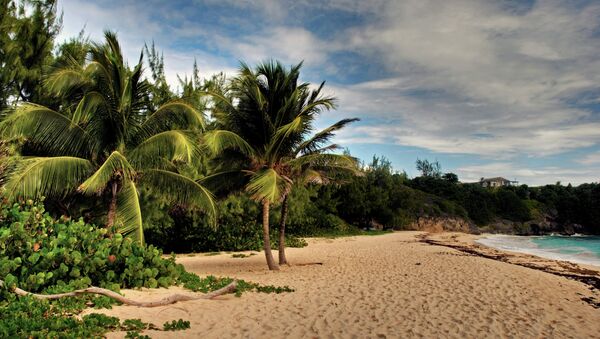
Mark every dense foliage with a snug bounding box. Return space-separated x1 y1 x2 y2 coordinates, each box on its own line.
0 199 182 294
0 199 293 337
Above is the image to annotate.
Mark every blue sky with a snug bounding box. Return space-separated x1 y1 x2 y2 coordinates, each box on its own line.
57 0 600 185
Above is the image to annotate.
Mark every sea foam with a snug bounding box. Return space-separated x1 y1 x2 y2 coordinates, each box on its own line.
476 234 600 267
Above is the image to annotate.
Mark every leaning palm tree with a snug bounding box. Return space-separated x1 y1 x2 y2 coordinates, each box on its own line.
275 119 360 265
203 61 358 270
0 31 215 243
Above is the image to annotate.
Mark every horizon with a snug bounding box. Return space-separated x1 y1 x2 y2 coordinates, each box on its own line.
57 0 600 186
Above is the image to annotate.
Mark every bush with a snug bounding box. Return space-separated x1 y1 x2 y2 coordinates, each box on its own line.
0 198 294 337
144 194 264 253
145 193 308 253
495 188 531 222
0 199 182 295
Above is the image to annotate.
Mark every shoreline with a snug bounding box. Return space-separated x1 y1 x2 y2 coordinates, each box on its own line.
421 233 600 301
474 233 600 268
87 231 600 338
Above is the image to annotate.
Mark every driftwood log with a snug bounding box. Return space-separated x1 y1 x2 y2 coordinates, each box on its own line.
0 279 238 307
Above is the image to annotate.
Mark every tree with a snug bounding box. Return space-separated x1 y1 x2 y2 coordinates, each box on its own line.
0 0 62 109
145 41 174 110
0 31 215 243
415 158 442 178
442 172 458 183
275 117 359 264
203 61 357 270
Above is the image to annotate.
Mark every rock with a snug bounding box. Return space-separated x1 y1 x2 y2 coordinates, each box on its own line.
407 216 475 233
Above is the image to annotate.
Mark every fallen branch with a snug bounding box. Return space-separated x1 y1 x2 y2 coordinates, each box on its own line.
0 279 238 307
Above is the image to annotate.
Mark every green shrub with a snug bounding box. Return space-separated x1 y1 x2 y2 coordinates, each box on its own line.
144 193 263 253
0 199 294 337
0 200 180 295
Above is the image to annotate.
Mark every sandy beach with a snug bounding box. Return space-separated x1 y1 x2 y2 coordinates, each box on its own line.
88 232 600 338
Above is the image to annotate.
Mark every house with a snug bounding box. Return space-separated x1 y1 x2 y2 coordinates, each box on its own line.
479 177 518 187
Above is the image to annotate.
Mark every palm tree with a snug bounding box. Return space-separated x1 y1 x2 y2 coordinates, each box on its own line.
275 118 359 265
203 61 358 270
0 31 215 243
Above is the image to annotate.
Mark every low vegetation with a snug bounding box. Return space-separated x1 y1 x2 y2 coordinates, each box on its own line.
0 199 292 337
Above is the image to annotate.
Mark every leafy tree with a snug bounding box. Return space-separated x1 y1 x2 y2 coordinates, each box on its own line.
415 158 442 178
442 172 459 183
494 188 531 222
0 0 61 109
274 117 359 265
204 61 357 270
0 31 215 243
144 41 174 110
53 29 90 68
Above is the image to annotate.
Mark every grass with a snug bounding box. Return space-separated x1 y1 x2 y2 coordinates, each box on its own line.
204 252 222 256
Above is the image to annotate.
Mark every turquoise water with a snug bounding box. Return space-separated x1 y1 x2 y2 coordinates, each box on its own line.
476 235 600 267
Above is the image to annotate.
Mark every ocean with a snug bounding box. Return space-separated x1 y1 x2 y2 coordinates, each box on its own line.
476 234 600 267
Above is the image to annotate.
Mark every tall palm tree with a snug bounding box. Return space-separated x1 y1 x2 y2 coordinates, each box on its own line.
275 118 360 265
0 31 215 243
203 61 358 270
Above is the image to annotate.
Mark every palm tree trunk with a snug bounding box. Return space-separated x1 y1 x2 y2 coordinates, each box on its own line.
262 200 279 271
278 194 289 265
106 181 118 228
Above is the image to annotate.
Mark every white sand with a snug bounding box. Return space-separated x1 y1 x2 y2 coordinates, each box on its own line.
87 231 600 338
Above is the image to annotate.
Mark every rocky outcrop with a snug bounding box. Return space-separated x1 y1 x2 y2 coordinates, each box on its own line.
408 216 476 233
478 214 560 235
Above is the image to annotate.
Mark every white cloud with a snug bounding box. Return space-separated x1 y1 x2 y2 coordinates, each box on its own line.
213 26 334 65
323 0 600 158
57 0 236 89
578 151 600 165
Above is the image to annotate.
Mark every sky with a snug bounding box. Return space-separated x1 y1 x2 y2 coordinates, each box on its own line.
56 0 600 186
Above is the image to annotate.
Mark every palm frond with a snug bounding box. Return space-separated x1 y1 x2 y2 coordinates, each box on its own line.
245 168 292 203
71 91 109 126
140 169 217 227
198 170 250 193
45 66 91 97
129 130 200 169
266 114 307 161
301 169 327 185
139 101 205 138
115 180 144 244
288 153 359 173
78 151 135 195
0 104 91 157
295 118 360 156
200 90 236 111
203 130 255 157
4 156 93 200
